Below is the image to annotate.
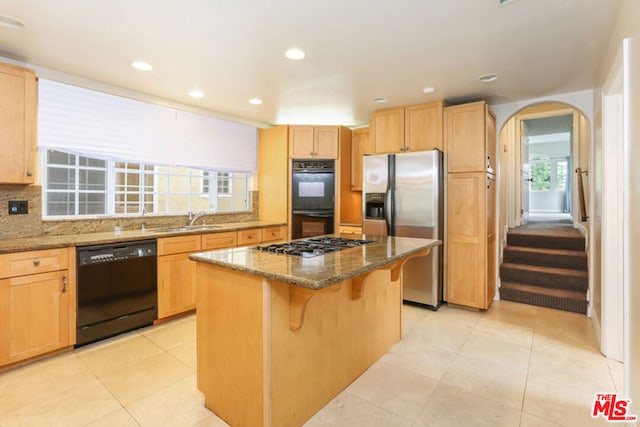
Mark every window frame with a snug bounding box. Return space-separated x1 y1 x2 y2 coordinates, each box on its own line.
41 150 251 218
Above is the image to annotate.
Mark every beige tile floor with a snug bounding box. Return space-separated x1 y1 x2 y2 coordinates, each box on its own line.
0 301 623 427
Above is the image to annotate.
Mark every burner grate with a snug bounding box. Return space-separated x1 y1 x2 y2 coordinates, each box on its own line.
255 237 374 257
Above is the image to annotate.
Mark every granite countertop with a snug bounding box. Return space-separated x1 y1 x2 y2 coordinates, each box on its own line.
189 234 441 290
0 221 286 254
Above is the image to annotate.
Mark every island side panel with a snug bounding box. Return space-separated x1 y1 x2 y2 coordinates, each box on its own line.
196 264 266 427
269 269 402 427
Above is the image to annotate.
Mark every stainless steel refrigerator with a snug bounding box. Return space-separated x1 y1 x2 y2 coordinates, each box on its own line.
362 149 443 308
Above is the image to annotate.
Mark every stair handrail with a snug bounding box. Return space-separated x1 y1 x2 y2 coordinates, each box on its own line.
575 167 589 222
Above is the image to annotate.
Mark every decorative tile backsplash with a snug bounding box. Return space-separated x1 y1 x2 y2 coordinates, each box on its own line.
0 185 259 239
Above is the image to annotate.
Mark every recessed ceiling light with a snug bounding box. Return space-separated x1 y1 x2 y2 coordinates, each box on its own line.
0 15 24 30
249 98 263 105
422 87 436 94
189 90 205 98
285 48 305 60
479 73 498 82
373 97 387 103
131 61 153 71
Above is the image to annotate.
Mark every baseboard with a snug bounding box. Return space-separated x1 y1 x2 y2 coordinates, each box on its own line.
590 306 604 354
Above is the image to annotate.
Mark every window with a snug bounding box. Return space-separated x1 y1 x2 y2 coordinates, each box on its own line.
529 157 569 192
42 150 250 217
217 173 231 195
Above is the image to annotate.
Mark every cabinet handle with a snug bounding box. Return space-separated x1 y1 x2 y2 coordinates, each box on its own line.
33 259 40 266
62 275 67 293
26 171 33 177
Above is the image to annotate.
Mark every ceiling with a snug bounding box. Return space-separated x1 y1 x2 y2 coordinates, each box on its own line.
0 0 622 128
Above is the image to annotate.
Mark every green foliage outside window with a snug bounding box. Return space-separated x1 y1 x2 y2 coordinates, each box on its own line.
531 162 551 191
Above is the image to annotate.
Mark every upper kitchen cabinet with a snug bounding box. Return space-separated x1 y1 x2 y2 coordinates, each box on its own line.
444 101 496 173
371 101 445 154
259 126 289 226
370 107 404 154
0 62 37 185
405 101 444 152
289 125 338 159
350 127 373 191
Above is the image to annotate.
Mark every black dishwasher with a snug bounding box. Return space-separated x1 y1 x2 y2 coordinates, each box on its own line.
76 240 157 346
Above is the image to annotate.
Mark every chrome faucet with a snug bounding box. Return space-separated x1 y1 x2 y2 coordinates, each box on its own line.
141 206 147 231
188 210 207 226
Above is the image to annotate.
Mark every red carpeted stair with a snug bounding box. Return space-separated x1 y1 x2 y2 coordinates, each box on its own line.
500 224 588 314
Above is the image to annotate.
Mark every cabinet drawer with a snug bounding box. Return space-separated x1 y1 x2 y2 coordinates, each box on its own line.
261 226 285 243
339 226 362 236
201 232 237 250
0 248 68 279
157 235 202 256
237 229 262 246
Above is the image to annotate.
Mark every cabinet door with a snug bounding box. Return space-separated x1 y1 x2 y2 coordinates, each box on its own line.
446 172 487 309
351 128 370 191
289 126 315 159
157 253 197 319
0 271 70 365
405 101 444 152
0 62 36 184
258 126 289 223
314 127 339 159
445 102 486 173
371 108 405 154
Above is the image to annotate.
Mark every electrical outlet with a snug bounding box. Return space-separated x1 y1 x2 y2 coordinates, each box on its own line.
8 200 28 215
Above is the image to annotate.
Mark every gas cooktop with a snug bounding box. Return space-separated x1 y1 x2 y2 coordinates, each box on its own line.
255 237 374 258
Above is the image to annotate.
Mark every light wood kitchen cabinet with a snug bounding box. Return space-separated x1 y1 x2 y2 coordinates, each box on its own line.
157 235 202 319
237 228 263 246
289 126 338 159
338 225 363 235
261 226 286 243
202 231 237 250
0 247 74 366
371 107 405 154
0 62 37 185
259 126 289 224
372 101 445 154
405 101 444 152
445 100 497 310
444 101 492 173
351 127 373 191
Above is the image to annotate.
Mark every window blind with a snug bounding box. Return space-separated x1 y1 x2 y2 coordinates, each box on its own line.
38 79 257 172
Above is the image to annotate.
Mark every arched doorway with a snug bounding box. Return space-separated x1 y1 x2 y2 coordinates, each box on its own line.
498 102 590 235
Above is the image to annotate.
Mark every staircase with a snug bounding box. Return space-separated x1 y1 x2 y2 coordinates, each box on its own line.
500 225 588 314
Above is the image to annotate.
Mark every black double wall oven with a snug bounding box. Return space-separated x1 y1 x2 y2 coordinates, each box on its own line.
291 160 335 239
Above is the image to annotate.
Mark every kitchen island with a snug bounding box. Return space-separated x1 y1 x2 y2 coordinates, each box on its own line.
190 234 440 427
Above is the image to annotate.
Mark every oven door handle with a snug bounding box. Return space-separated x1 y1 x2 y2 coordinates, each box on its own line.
304 213 333 218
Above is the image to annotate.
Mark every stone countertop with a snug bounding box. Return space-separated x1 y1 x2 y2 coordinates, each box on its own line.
189 234 441 290
0 221 286 254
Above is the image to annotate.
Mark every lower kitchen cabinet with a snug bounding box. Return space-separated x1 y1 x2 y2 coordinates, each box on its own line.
446 171 495 309
0 248 75 367
338 225 363 235
157 235 201 319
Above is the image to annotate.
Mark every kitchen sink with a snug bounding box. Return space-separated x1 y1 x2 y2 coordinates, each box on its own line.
152 224 222 233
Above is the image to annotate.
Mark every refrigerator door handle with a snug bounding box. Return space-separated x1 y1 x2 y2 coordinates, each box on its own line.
385 154 396 235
